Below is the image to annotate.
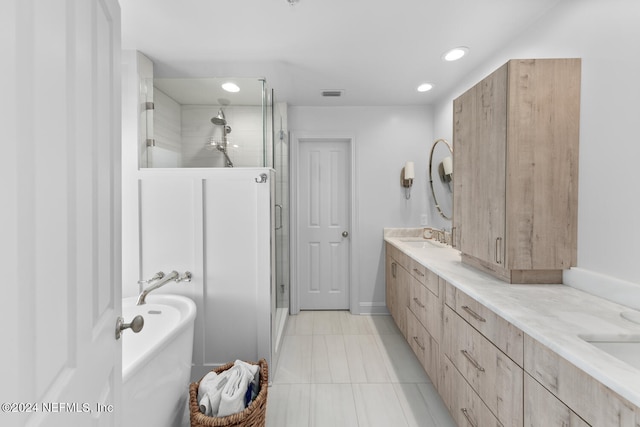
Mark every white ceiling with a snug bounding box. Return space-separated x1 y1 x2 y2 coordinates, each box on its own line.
120 0 563 106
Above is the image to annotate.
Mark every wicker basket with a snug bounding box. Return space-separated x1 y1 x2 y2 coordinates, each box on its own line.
189 359 268 427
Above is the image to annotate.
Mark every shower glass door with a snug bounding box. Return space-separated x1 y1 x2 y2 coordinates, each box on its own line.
272 99 290 369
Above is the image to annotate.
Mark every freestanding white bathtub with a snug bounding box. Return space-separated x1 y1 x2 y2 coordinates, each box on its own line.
122 294 196 427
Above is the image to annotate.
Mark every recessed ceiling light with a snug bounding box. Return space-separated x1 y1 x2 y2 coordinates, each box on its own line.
221 82 240 93
442 47 469 62
417 83 434 92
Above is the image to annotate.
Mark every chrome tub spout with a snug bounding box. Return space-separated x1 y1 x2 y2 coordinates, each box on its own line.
136 271 179 305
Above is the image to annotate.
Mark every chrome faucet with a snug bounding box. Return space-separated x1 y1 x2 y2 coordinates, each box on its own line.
136 270 191 305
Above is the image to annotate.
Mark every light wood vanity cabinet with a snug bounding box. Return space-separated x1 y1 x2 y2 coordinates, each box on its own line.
385 242 443 385
386 241 640 426
453 58 581 284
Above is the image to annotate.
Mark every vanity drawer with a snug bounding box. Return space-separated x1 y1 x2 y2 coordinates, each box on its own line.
406 307 439 384
443 305 523 426
408 257 439 296
409 276 442 342
525 373 590 427
440 354 502 427
394 246 410 268
524 334 637 426
447 285 523 366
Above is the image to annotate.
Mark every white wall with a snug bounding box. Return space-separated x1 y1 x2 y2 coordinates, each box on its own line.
289 106 433 312
433 0 640 306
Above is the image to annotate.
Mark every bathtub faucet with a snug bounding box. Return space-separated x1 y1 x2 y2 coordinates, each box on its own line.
136 270 192 305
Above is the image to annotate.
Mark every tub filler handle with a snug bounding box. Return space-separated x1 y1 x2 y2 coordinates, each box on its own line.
138 271 164 286
136 270 192 305
115 315 144 340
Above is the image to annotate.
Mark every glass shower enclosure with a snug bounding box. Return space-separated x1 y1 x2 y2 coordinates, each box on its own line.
139 76 290 368
272 100 290 364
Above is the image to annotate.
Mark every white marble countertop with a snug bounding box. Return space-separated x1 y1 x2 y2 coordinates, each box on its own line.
384 228 640 408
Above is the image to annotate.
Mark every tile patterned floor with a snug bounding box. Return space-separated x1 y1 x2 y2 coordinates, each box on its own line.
266 311 456 427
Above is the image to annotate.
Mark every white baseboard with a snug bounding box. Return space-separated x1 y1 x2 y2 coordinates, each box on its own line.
358 302 390 315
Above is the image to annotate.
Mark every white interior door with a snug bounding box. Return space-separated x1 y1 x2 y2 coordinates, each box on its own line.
298 139 351 310
1 1 122 426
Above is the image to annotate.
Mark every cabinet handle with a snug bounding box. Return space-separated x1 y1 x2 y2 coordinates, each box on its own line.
451 227 457 248
412 268 425 277
412 336 425 351
460 408 478 427
392 262 397 278
460 350 485 372
413 297 425 308
495 237 502 264
461 305 486 323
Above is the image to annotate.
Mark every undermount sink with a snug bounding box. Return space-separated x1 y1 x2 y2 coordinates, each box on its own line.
398 238 448 249
580 334 640 370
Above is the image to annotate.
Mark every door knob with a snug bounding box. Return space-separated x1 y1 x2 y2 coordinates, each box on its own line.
342 231 349 238
115 315 144 340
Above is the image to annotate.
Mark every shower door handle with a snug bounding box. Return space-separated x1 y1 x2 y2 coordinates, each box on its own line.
275 204 283 230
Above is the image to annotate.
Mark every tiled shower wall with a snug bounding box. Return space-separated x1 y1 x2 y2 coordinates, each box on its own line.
152 88 265 168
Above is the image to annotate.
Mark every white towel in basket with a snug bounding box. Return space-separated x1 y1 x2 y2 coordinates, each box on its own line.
198 370 230 417
217 360 260 417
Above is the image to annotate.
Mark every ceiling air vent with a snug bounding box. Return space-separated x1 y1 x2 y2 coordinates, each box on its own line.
321 90 344 97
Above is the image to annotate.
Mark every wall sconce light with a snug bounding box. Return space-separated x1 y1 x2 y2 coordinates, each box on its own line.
440 156 453 182
401 161 414 199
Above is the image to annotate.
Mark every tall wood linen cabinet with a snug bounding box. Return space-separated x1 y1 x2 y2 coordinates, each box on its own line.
452 59 581 284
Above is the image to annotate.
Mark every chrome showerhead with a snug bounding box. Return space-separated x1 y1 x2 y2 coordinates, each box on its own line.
211 109 226 126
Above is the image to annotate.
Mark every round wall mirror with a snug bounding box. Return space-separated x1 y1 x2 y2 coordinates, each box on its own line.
429 138 454 220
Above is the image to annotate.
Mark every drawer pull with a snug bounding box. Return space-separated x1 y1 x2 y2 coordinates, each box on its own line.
460 408 478 427
392 262 396 278
413 297 425 308
412 268 425 277
412 336 425 351
460 350 485 372
461 305 486 323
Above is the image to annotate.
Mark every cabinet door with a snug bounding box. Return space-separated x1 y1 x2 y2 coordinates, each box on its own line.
385 249 408 337
407 308 439 384
505 59 580 272
525 373 590 427
454 63 508 267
